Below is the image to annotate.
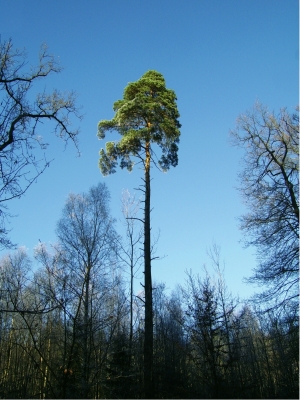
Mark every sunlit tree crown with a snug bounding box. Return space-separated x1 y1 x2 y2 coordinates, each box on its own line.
98 70 181 175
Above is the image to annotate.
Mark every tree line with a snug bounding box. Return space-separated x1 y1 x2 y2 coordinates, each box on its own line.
0 40 298 398
0 218 298 398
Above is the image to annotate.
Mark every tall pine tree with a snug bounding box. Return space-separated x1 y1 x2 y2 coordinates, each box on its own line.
97 70 181 398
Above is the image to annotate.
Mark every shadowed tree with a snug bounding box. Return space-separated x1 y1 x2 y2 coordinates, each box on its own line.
97 70 181 398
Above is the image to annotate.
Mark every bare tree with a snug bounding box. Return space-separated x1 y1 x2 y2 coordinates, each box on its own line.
230 103 299 309
118 190 143 359
56 182 119 398
0 39 81 248
0 248 59 398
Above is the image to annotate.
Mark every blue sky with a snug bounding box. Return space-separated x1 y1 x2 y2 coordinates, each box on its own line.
1 0 298 301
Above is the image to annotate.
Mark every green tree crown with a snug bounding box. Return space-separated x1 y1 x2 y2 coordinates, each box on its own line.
97 70 181 174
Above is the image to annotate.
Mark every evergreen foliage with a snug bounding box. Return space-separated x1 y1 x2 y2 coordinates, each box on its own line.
98 70 181 174
97 70 181 399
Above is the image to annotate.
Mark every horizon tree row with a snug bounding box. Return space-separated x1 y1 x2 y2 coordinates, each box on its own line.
0 252 298 398
0 182 298 399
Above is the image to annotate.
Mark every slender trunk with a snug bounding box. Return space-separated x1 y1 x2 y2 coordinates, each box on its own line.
129 243 133 363
3 317 14 389
82 264 91 397
144 141 153 398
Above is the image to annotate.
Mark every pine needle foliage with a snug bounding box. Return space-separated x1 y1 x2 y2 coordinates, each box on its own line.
97 70 181 174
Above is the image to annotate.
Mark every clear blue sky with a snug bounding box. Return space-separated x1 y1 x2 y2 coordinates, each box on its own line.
1 0 298 301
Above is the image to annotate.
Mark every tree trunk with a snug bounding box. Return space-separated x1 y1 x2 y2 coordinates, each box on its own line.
144 141 153 398
129 243 133 363
82 264 91 398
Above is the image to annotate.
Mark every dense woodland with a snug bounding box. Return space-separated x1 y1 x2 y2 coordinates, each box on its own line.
0 40 299 398
0 182 298 399
0 229 298 399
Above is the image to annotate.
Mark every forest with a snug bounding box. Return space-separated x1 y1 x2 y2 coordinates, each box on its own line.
0 39 299 399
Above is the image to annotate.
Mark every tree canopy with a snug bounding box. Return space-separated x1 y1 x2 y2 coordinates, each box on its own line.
98 70 181 174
